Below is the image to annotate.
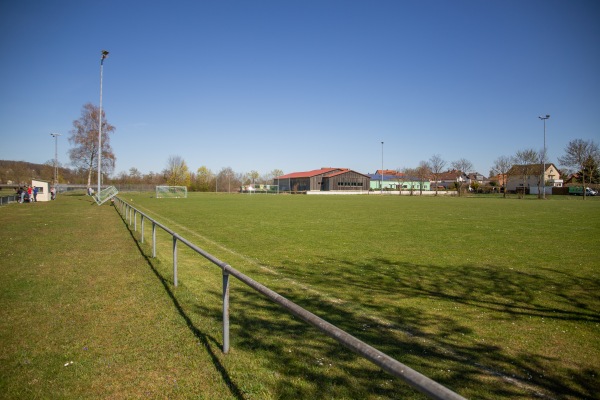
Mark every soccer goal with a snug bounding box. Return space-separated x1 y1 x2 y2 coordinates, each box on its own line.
94 186 119 205
156 185 188 198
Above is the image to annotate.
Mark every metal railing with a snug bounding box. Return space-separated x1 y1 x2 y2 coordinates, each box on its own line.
113 197 466 400
0 194 18 206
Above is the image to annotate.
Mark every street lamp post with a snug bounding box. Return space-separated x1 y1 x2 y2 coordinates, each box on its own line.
538 114 550 199
381 141 384 194
97 50 109 196
50 133 61 185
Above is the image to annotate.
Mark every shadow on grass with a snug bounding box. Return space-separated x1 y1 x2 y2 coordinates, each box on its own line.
114 205 599 399
267 256 599 398
115 208 245 400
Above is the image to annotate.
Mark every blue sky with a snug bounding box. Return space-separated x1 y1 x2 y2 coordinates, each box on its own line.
1 0 599 178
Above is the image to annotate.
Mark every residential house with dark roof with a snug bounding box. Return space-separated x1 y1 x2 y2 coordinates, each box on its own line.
434 169 469 189
505 163 562 193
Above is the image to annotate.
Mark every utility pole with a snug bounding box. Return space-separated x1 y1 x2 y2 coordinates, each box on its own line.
97 50 109 195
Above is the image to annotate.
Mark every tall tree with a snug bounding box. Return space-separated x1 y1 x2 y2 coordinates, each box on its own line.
558 139 600 199
165 155 191 187
429 154 446 196
249 170 260 185
490 155 515 198
217 167 236 193
195 166 214 192
581 155 600 184
68 103 116 187
451 158 473 196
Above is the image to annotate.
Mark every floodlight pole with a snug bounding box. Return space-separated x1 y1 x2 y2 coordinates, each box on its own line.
381 141 384 194
98 50 109 196
50 133 61 185
538 114 550 199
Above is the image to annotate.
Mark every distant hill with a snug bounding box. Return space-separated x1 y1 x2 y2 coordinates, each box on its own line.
0 160 85 185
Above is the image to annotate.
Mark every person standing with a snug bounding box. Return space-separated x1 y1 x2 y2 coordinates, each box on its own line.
27 186 33 203
33 186 38 202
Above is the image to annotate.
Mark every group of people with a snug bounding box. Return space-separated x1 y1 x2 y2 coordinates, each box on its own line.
16 185 37 203
15 185 57 203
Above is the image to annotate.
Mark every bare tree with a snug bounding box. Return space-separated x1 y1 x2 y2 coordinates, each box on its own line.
217 167 237 193
514 148 538 197
249 170 260 185
415 161 432 195
429 154 446 196
68 103 116 187
490 155 516 198
402 167 418 195
395 168 407 195
129 167 142 183
559 139 600 199
450 158 473 196
261 169 284 186
165 155 191 187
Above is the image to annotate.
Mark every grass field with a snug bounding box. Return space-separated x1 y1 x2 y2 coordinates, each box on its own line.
117 192 600 399
2 192 599 399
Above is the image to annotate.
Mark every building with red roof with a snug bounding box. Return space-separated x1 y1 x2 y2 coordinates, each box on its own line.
274 168 371 192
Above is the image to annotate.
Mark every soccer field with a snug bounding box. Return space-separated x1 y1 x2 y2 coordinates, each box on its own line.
123 192 600 399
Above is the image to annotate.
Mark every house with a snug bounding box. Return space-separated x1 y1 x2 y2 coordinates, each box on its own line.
467 172 486 185
505 163 563 193
434 169 468 189
374 169 403 177
274 168 370 192
488 174 506 188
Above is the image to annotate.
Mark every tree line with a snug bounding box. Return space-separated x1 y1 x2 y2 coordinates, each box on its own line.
2 103 598 195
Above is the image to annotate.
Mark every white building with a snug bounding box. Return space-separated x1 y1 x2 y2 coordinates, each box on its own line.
31 179 50 201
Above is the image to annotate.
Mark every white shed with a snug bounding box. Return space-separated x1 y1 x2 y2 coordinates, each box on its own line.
31 179 50 202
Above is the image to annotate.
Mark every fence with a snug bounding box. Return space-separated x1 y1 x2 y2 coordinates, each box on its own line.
0 194 18 206
113 196 466 400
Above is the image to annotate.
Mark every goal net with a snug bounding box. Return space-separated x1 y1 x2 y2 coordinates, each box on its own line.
94 186 119 205
156 185 188 198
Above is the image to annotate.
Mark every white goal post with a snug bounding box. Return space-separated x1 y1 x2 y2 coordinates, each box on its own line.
94 186 119 205
156 186 188 198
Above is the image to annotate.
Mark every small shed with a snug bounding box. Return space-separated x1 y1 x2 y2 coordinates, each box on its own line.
31 179 50 202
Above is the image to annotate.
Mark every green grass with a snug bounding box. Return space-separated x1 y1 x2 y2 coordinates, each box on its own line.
121 192 600 399
1 193 599 399
0 195 238 399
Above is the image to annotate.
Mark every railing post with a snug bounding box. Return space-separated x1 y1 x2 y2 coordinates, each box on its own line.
152 222 157 258
223 266 230 354
141 215 144 244
173 236 178 287
134 210 137 232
